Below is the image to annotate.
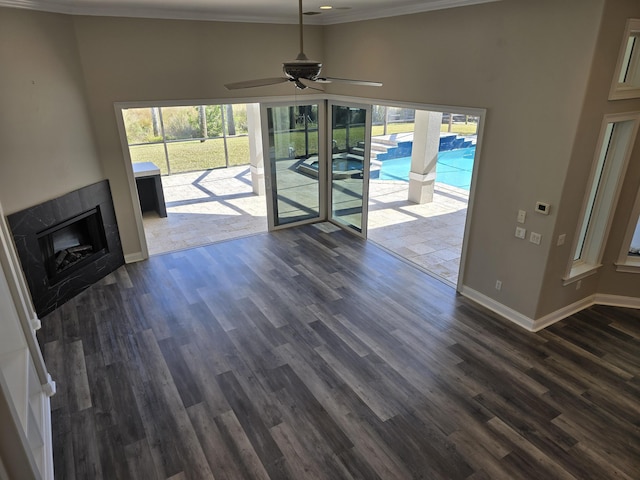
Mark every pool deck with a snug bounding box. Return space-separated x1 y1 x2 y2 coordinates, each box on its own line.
142 164 468 286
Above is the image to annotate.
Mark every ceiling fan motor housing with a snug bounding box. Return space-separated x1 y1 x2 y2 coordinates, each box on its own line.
283 60 322 81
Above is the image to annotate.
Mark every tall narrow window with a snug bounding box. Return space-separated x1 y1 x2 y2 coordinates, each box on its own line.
628 216 640 256
615 191 640 272
610 19 640 100
566 113 640 283
573 123 614 262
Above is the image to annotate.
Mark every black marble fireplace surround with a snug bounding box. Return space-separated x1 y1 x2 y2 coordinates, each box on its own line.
8 180 124 317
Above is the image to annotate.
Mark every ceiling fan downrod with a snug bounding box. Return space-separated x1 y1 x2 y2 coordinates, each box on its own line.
223 0 382 91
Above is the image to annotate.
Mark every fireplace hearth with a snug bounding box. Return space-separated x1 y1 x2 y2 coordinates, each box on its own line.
8 180 124 317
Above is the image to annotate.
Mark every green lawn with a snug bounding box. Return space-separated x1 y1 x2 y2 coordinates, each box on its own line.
130 136 251 175
441 123 478 135
372 122 478 136
371 123 415 136
129 122 478 175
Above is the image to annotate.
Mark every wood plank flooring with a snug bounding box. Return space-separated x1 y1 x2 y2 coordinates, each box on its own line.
40 223 640 479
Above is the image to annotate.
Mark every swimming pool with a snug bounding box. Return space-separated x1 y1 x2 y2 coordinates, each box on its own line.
378 146 475 190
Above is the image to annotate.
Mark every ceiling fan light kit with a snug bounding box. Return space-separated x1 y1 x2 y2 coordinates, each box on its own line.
224 0 382 91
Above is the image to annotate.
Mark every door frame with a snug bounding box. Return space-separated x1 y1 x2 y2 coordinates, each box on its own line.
116 94 485 293
327 100 373 239
322 94 486 292
260 98 328 232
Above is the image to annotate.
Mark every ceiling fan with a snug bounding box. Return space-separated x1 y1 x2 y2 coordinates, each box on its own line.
224 0 382 91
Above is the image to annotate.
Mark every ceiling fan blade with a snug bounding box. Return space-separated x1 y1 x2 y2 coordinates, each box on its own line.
315 77 383 87
224 77 289 90
298 79 325 92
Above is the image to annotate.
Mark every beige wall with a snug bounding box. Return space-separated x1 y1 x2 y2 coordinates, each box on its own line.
323 0 604 317
0 8 103 215
3 0 639 322
538 0 640 316
71 16 323 255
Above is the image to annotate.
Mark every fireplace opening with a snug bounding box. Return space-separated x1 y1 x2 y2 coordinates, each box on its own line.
37 207 108 284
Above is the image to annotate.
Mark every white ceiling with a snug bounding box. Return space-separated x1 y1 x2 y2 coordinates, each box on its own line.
1 0 499 24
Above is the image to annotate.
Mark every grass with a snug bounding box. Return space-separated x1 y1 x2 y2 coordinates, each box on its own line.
129 122 478 175
274 128 320 159
372 122 478 136
130 136 250 175
441 123 478 135
372 123 415 136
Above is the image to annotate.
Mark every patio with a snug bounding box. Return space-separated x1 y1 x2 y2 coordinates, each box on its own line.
141 164 469 286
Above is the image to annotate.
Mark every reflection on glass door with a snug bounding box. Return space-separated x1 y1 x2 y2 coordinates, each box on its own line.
329 103 371 236
263 103 323 228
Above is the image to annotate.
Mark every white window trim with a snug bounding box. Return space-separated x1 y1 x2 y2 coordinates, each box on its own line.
564 112 640 285
615 184 640 272
609 19 640 101
615 257 640 273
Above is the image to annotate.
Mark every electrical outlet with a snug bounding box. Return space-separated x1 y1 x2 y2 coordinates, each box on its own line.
557 234 566 246
576 280 582 290
529 232 542 245
495 280 502 291
517 210 526 224
515 226 526 239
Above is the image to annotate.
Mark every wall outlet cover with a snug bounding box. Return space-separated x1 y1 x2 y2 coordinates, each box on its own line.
557 234 566 246
529 232 542 245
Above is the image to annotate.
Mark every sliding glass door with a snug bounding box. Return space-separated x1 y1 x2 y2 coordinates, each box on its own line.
261 100 371 237
261 102 326 229
329 102 372 238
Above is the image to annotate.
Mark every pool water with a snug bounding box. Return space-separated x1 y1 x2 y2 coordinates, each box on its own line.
378 146 475 190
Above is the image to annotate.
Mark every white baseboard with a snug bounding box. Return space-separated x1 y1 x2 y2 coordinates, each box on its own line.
124 252 145 264
530 295 595 331
459 286 537 331
594 293 640 309
459 287 640 331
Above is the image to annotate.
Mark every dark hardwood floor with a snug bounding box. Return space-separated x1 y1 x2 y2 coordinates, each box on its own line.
40 223 640 479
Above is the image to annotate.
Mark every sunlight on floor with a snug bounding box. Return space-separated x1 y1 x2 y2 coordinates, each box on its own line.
141 166 468 285
142 166 268 255
368 180 468 285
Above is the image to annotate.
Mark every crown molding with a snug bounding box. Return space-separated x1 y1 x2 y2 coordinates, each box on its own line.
319 0 500 25
0 0 296 24
0 0 500 25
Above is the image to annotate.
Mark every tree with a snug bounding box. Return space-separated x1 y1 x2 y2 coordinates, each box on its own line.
151 107 160 137
226 104 236 136
199 105 207 140
205 106 223 137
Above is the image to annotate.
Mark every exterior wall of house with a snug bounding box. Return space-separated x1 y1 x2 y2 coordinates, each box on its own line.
71 16 324 256
0 8 103 215
323 0 605 319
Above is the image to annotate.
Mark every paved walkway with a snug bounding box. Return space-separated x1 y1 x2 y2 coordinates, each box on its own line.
142 165 468 285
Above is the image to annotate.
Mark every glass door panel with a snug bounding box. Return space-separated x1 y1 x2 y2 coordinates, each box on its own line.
262 103 323 229
329 103 371 237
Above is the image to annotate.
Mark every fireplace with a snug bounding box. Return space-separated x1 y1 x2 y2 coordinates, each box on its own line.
8 180 124 317
38 207 107 285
